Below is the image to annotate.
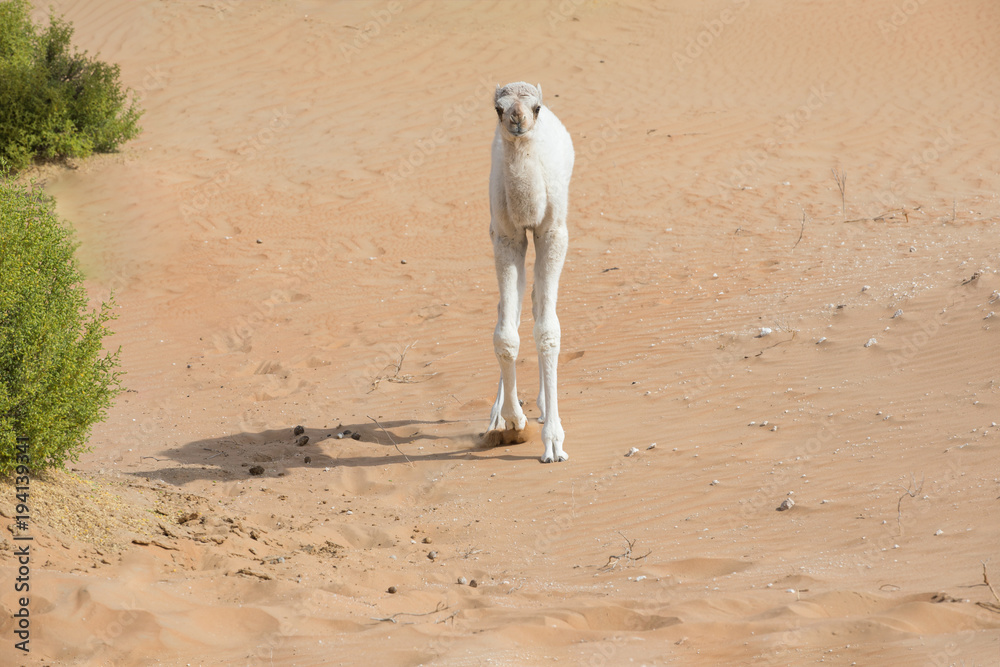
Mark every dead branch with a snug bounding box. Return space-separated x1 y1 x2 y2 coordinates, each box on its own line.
368 341 437 392
832 168 847 219
371 601 448 624
793 212 805 249
896 473 924 535
983 561 1000 604
367 415 412 465
599 532 652 572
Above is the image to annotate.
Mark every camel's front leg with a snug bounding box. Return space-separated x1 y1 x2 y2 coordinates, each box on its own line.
489 233 527 433
533 227 568 462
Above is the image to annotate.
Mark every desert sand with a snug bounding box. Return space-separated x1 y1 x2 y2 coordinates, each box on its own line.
2 0 1000 664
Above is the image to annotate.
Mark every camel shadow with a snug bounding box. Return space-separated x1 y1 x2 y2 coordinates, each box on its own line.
128 417 538 485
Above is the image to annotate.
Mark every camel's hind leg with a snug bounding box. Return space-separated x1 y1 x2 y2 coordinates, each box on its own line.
488 232 528 433
532 226 568 463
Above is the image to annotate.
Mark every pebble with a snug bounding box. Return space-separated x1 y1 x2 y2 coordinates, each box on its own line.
401 259 407 264
248 465 265 476
892 309 903 319
422 536 433 544
935 529 944 536
303 456 312 464
256 239 263 244
335 433 344 439
647 442 657 450
816 337 827 344
758 327 772 337
296 435 310 447
293 425 305 436
469 579 479 588
625 447 639 457
427 551 438 560
351 432 361 440
458 576 468 585
864 337 877 348
777 498 795 511
387 586 398 594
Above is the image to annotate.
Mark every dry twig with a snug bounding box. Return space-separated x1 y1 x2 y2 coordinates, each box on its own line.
978 561 1000 613
367 415 412 465
599 532 652 572
793 212 805 249
832 168 847 219
896 473 924 535
368 341 436 392
371 601 448 624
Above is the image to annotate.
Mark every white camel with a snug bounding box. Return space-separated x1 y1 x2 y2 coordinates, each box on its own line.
486 81 574 463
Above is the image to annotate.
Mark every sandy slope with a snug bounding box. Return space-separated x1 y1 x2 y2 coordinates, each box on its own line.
2 0 1000 664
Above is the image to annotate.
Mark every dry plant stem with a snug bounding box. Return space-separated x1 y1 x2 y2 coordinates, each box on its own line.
372 601 449 623
793 212 805 249
600 532 652 572
368 341 436 392
896 473 924 535
367 415 412 465
435 610 460 624
832 167 847 219
983 562 1000 604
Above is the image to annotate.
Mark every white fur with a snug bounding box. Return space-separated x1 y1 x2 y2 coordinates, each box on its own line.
487 82 574 463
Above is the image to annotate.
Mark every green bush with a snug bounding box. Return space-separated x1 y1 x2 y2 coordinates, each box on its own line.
0 0 142 171
0 179 123 474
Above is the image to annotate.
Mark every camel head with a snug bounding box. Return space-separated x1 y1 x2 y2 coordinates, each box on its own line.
495 82 543 138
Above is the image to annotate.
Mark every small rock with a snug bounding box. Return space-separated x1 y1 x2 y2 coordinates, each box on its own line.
400 259 407 264
934 529 944 536
647 442 656 450
256 239 263 244
777 498 795 511
862 285 870 292
293 425 305 436
625 447 639 457
335 433 345 439
458 576 468 585
343 429 352 436
710 480 720 486
758 327 772 337
469 579 479 588
422 536 432 544
387 585 397 594
864 337 877 348
351 432 361 440
892 309 903 319
816 337 827 344
427 551 438 560
249 465 265 476
296 435 309 447
771 425 778 432
304 456 312 464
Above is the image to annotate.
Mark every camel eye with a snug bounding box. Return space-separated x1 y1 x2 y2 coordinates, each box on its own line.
532 105 540 117
495 105 503 119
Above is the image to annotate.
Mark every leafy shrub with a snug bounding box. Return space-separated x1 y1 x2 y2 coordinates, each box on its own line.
0 0 142 171
0 179 123 474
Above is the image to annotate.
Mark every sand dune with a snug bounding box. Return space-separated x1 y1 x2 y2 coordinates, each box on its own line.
2 0 999 664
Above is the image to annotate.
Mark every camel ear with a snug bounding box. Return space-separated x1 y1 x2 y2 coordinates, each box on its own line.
535 83 543 105
495 84 502 104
